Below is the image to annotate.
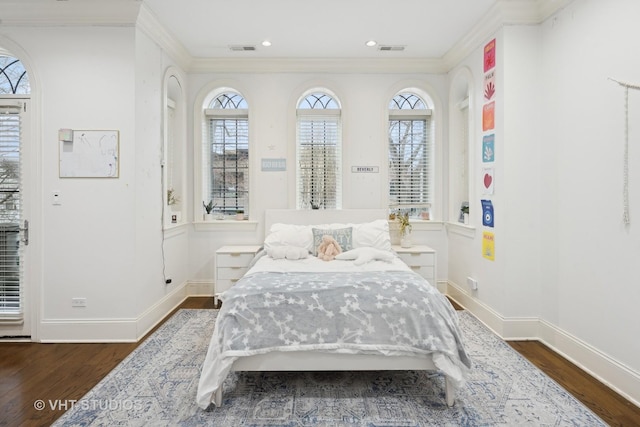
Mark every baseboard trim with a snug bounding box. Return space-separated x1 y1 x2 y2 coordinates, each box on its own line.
39 281 189 343
187 280 214 296
445 280 640 408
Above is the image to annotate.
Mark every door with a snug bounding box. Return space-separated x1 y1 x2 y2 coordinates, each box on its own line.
0 99 30 338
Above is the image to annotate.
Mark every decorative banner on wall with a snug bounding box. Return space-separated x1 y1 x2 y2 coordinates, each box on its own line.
481 199 494 227
484 39 496 72
482 168 494 194
482 134 495 162
484 70 496 101
482 102 495 131
482 231 495 261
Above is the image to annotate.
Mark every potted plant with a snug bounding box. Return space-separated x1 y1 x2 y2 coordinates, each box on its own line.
459 202 469 224
203 200 216 220
397 212 412 248
236 209 245 220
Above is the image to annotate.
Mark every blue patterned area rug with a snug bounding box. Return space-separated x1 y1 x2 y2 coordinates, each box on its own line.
53 309 606 426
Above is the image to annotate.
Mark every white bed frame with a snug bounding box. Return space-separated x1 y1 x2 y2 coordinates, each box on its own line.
213 209 455 407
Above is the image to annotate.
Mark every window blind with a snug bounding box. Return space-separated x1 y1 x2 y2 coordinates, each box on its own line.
207 116 249 214
0 105 22 319
388 115 431 211
297 112 341 209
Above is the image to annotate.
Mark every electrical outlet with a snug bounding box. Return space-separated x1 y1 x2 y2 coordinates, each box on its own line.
466 277 478 291
71 297 87 307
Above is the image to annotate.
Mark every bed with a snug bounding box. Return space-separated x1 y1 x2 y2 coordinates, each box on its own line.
196 209 471 410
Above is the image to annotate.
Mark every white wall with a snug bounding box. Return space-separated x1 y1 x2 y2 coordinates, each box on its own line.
0 23 192 341
186 72 451 284
447 0 640 404
539 0 640 378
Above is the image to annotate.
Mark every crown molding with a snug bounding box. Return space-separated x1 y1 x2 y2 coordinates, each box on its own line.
136 4 192 71
188 57 448 74
0 0 141 26
443 0 575 70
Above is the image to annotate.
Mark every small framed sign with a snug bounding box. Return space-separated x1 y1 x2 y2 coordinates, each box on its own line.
351 166 379 173
261 158 286 171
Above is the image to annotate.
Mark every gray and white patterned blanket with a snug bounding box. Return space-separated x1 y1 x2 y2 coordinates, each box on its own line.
197 269 471 409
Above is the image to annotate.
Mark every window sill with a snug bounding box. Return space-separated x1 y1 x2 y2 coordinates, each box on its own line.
194 220 259 232
446 221 476 238
388 219 444 231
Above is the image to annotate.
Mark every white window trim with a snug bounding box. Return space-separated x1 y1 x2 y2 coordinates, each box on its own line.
193 83 254 228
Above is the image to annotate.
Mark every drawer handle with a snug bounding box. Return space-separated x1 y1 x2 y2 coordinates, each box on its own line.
230 253 242 257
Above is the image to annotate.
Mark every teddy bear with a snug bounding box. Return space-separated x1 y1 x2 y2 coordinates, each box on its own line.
316 234 342 261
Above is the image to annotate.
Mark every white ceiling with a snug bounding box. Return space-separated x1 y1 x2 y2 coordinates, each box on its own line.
142 0 496 59
0 0 570 64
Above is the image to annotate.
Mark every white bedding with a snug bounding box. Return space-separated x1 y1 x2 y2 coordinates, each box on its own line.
246 251 411 275
196 250 471 410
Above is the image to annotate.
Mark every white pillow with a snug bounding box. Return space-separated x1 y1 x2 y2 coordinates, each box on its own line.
335 247 395 266
351 220 391 251
266 245 309 260
264 223 314 252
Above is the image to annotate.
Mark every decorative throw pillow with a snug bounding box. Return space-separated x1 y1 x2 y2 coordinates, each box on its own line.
311 227 353 256
335 247 395 266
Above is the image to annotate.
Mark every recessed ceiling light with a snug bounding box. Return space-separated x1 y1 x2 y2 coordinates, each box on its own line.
365 40 377 47
262 40 272 47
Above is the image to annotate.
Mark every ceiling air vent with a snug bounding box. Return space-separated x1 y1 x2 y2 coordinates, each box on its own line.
378 45 405 52
229 45 256 52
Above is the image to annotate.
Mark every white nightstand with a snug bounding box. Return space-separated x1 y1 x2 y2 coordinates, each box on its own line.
215 245 261 305
392 245 437 287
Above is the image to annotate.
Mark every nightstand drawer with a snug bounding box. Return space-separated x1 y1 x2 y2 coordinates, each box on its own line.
217 266 248 280
408 265 434 278
397 252 435 267
217 252 256 267
216 279 239 294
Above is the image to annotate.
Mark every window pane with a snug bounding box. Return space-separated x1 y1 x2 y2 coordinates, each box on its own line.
205 92 249 215
388 92 431 216
0 56 30 95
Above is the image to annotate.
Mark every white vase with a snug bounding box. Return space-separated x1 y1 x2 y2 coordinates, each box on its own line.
204 213 214 221
400 234 412 248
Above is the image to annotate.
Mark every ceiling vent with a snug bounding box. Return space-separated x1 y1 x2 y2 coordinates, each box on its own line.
378 45 405 52
229 45 256 52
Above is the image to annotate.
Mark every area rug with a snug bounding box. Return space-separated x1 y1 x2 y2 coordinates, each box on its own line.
52 309 606 426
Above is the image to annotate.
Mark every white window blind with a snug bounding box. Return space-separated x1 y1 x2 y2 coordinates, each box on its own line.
206 112 249 214
296 110 342 209
0 104 22 319
388 93 432 215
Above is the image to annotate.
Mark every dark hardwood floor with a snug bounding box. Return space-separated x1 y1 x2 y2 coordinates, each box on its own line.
1 296 638 427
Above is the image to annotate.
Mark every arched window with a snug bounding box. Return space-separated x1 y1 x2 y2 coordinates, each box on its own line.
0 54 29 322
163 71 186 226
0 55 30 94
388 92 432 218
296 91 342 209
204 91 249 217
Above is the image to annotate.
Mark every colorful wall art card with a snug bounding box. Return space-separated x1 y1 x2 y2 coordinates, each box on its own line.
482 134 495 162
482 101 495 131
484 39 496 72
481 199 494 227
484 70 496 101
482 231 495 260
482 168 495 194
